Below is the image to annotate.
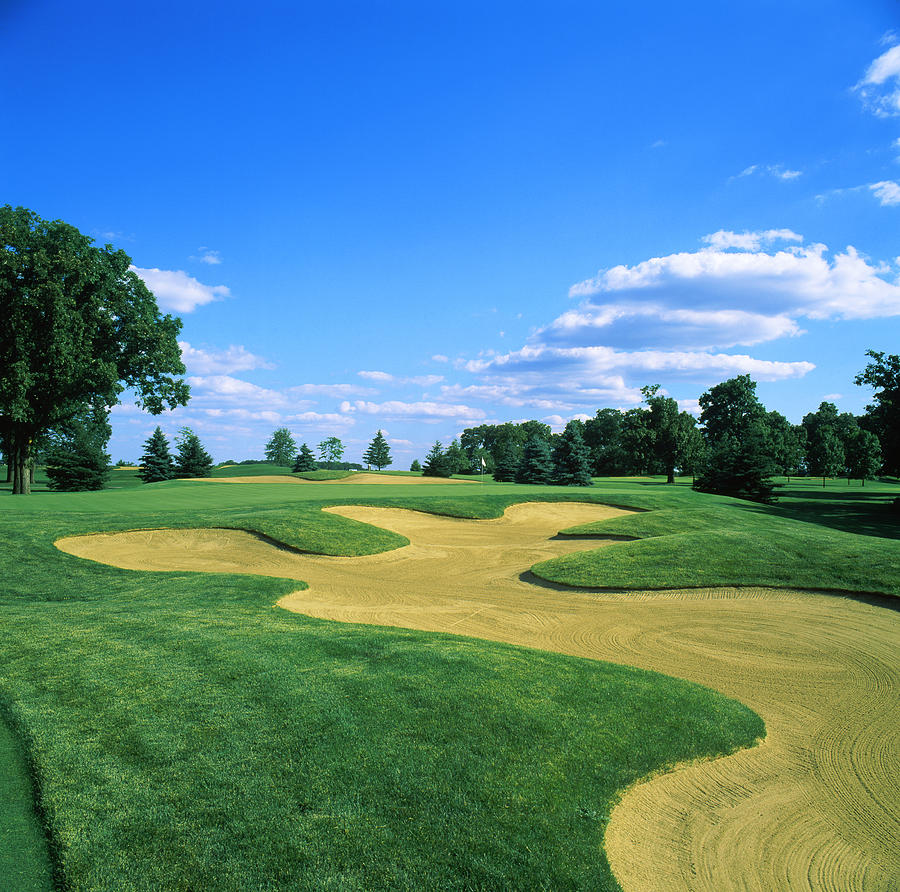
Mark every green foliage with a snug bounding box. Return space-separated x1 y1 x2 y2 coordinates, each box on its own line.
698 374 765 442
845 428 882 482
174 427 213 478
422 441 452 477
317 436 345 464
802 403 846 479
139 426 174 483
552 422 593 486
583 408 629 475
0 205 189 494
443 438 468 474
292 443 317 473
264 428 297 466
855 350 899 475
492 442 519 482
363 430 392 470
516 436 554 484
409 459 422 472
45 406 111 492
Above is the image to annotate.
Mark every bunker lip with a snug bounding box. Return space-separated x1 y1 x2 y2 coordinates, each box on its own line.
54 502 900 892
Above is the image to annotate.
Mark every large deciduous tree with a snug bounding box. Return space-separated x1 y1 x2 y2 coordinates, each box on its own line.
317 437 345 465
0 206 189 494
363 430 392 470
265 427 297 466
855 350 899 476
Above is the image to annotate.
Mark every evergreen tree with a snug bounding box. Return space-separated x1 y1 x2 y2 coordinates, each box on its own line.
292 443 317 472
422 441 452 477
516 436 554 484
139 426 174 483
363 430 392 470
265 428 297 466
694 420 777 503
492 442 519 482
552 422 594 486
410 459 422 472
45 407 111 492
174 427 214 477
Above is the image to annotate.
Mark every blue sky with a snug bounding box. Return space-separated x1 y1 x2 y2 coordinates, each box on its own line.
3 1 899 465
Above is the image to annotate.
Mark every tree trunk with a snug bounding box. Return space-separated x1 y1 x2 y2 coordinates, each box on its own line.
666 465 675 484
822 475 826 488
10 432 32 495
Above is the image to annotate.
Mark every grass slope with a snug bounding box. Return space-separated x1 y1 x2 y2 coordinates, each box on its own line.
0 479 775 890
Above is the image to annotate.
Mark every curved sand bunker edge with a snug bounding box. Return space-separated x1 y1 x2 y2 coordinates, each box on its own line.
50 504 900 891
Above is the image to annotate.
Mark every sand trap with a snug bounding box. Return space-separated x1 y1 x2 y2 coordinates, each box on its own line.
186 473 465 484
56 503 900 892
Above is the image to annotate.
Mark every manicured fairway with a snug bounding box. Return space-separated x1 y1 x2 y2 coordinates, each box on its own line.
0 474 897 890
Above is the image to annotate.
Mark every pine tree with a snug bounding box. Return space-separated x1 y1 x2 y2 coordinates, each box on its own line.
265 428 297 466
492 442 519 482
552 423 594 486
139 426 174 483
516 436 554 484
694 421 776 503
410 459 422 472
45 408 111 492
174 427 214 478
363 430 392 470
292 442 317 473
422 441 452 477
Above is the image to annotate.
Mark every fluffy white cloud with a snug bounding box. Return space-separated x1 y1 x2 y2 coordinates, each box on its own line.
569 238 900 320
186 375 290 408
194 247 222 265
179 341 274 375
130 266 230 313
289 383 375 397
542 303 801 350
340 400 486 421
870 180 900 206
856 42 900 116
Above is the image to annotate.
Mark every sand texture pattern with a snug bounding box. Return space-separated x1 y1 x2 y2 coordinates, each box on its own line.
56 503 900 892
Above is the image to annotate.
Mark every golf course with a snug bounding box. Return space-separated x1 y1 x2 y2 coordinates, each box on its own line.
1 468 897 890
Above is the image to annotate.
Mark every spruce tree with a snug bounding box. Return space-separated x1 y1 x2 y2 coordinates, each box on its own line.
516 436 554 484
492 442 519 482
45 408 111 492
552 423 594 486
174 427 214 478
363 430 392 470
292 443 317 472
139 426 174 483
694 421 776 503
410 459 422 472
422 441 452 477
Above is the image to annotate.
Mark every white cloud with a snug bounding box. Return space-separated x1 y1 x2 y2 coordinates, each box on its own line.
544 303 802 350
734 164 802 181
130 266 230 313
186 375 289 408
194 247 222 265
358 370 445 386
870 180 900 206
465 345 814 383
340 400 486 421
289 383 375 398
179 341 274 375
702 229 803 251
432 354 449 363
855 42 900 117
570 240 900 320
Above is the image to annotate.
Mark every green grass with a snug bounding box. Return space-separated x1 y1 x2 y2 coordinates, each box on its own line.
0 474 896 888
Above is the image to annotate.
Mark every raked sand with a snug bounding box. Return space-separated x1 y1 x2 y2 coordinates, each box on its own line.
56 502 900 892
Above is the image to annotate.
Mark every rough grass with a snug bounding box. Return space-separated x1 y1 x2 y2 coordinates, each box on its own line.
0 478 774 891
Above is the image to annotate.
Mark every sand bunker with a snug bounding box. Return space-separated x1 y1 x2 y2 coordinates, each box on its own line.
187 473 465 484
56 503 899 891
